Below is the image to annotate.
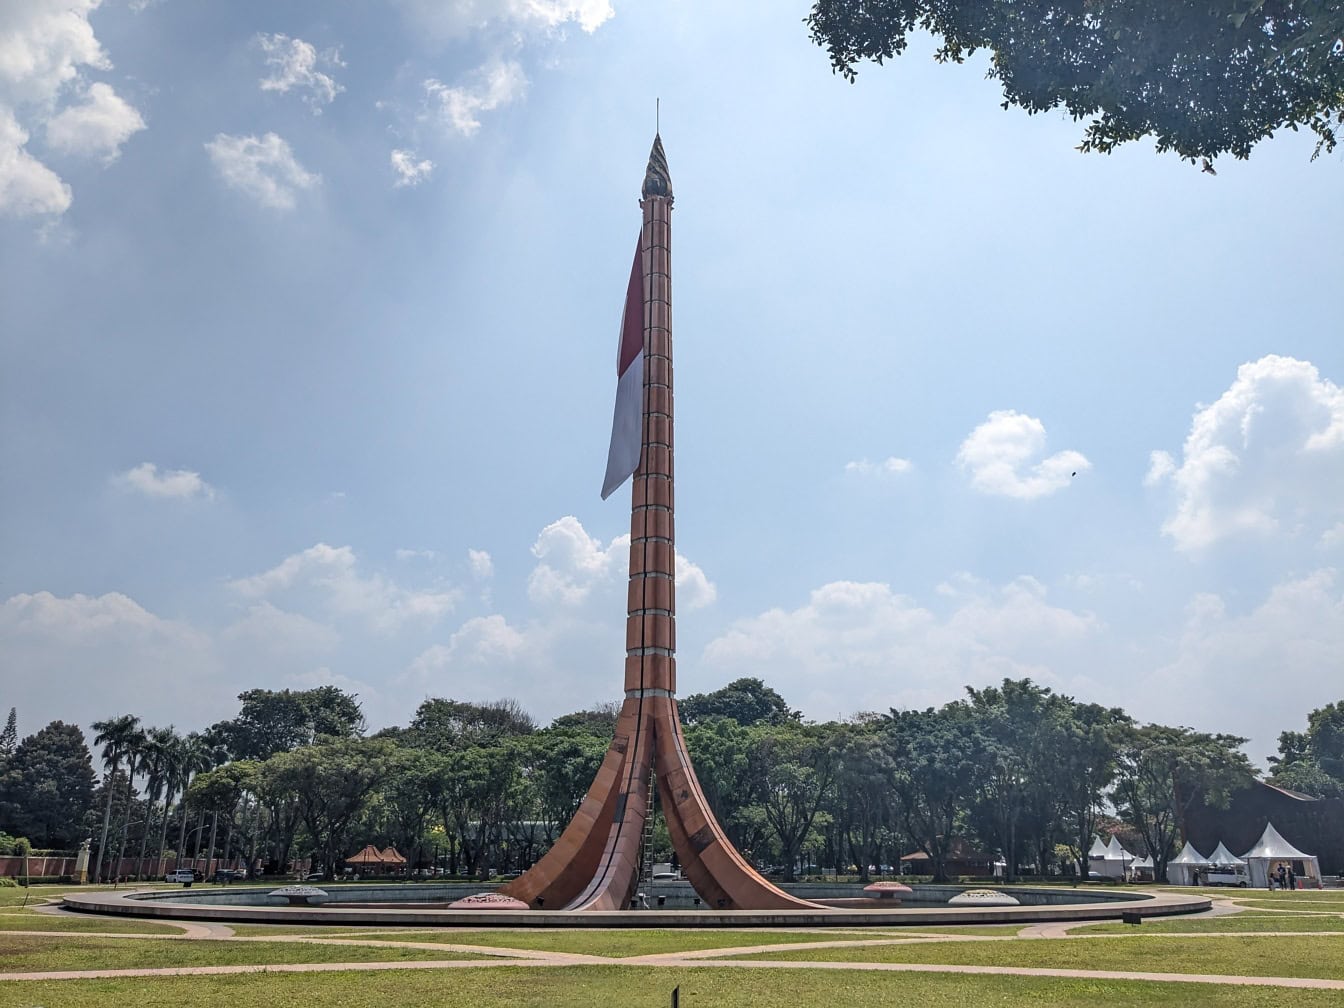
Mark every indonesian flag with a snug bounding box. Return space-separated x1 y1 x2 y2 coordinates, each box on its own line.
601 239 644 499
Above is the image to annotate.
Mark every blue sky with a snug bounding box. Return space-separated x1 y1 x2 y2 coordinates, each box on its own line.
2 0 1341 766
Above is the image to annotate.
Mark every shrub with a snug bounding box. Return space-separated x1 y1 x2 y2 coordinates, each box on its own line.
0 877 16 888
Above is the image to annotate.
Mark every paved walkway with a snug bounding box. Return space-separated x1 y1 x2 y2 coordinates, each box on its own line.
7 890 1344 991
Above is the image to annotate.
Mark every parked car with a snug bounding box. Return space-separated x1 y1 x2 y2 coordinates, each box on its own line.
164 868 196 885
304 872 327 882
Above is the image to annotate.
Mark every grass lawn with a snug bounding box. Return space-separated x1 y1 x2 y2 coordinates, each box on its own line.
1074 915 1344 934
2 965 1342 1008
1229 898 1344 911
287 929 881 957
730 934 1344 980
0 911 185 934
0 934 496 973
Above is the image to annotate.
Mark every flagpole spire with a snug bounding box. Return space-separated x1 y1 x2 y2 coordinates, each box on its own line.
641 133 672 200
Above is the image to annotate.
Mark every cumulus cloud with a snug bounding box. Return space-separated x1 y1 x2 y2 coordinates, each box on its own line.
468 548 494 579
390 148 433 187
845 457 911 477
957 410 1089 499
1134 569 1344 759
701 576 1099 719
525 515 714 611
117 462 213 500
204 132 318 209
1146 355 1344 552
0 0 143 216
230 542 459 631
424 60 527 137
0 590 232 736
0 108 70 216
255 33 343 112
44 81 144 160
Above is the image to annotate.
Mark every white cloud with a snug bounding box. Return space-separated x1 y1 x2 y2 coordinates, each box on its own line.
44 81 144 160
229 542 459 631
0 590 232 736
1147 355 1344 552
394 0 614 40
0 107 70 216
424 60 527 137
845 456 911 477
526 515 625 607
957 409 1089 499
468 548 493 579
256 33 343 112
701 576 1098 720
205 132 318 209
395 548 436 561
0 0 143 217
117 462 213 500
390 148 433 187
1134 569 1344 760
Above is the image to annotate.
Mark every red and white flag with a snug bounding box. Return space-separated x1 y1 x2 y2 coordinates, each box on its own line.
601 239 644 499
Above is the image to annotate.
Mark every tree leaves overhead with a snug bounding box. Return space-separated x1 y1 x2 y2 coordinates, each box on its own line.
805 1 1344 162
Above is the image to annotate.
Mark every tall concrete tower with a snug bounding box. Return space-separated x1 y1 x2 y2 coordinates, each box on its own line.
501 137 817 911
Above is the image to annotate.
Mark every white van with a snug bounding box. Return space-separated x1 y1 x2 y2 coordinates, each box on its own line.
1203 864 1249 887
164 868 196 885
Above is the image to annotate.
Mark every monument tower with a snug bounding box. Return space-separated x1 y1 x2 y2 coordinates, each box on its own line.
501 137 817 911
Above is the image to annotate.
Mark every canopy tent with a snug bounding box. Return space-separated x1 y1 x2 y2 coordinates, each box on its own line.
1241 822 1323 889
1088 836 1136 879
1208 841 1245 867
1129 854 1156 881
1166 841 1211 886
378 846 407 866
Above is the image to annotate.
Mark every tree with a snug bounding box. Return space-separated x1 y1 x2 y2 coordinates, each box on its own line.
91 714 140 882
1111 724 1257 879
0 708 17 761
883 705 985 882
1269 699 1344 799
259 737 394 878
806 1 1344 163
679 678 800 727
740 724 837 881
0 721 96 847
213 687 365 761
830 723 895 882
405 698 535 751
1054 702 1131 877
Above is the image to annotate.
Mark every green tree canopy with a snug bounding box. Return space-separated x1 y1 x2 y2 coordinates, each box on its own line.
213 687 365 760
679 677 799 727
806 1 1344 162
0 720 96 848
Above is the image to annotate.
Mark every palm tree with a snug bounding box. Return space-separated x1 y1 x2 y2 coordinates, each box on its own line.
91 714 141 884
112 725 149 880
143 726 180 877
173 732 216 870
132 726 176 878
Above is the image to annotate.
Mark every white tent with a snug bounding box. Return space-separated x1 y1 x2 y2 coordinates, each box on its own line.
1129 854 1156 881
1166 841 1211 886
1241 822 1323 890
1208 841 1244 866
1087 836 1135 879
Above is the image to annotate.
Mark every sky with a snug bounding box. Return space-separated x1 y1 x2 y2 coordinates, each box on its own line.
2 1 1342 769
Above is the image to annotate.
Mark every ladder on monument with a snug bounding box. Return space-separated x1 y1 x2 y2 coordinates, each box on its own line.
640 766 657 886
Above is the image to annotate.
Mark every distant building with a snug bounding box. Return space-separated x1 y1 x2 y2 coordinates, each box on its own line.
1184 781 1342 874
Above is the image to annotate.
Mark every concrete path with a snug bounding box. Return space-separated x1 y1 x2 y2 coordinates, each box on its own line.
8 889 1344 992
